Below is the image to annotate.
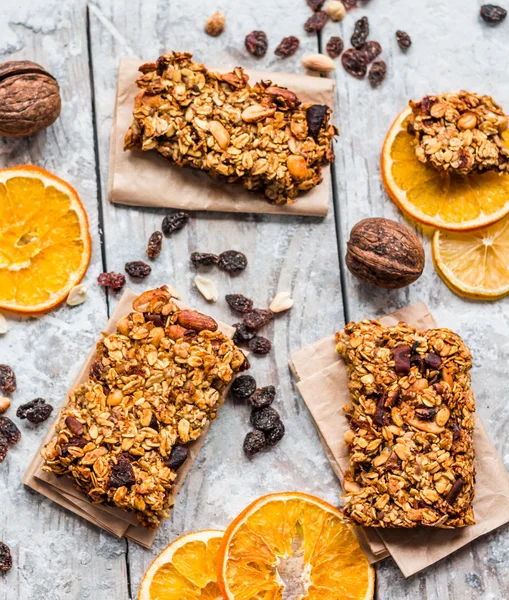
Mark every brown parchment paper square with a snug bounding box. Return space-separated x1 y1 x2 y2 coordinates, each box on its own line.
23 288 235 548
108 58 335 217
290 302 509 577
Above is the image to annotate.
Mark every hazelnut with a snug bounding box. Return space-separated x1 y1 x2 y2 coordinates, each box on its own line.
287 155 308 181
326 0 346 21
0 397 10 414
205 11 225 36
457 112 478 130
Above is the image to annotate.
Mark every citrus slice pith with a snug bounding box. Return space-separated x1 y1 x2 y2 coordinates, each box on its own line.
381 107 509 231
217 492 375 600
432 214 509 300
0 165 91 314
138 529 224 600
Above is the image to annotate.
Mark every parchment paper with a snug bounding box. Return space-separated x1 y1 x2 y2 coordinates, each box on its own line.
108 58 335 217
290 302 509 577
23 288 234 549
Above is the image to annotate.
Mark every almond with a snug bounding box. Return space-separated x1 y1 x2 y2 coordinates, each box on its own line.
269 291 294 312
287 155 308 181
176 309 218 332
301 53 336 74
209 120 230 150
241 104 277 123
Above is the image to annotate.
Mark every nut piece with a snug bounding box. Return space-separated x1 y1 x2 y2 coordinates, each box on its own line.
204 11 225 36
287 155 308 181
301 54 336 74
457 112 478 130
269 291 294 313
209 120 230 149
194 275 218 302
177 309 218 332
241 104 277 123
0 397 10 414
67 284 87 307
326 0 346 20
0 313 7 335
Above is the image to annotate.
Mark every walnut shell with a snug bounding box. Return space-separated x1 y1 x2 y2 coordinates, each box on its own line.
0 60 61 137
346 218 425 289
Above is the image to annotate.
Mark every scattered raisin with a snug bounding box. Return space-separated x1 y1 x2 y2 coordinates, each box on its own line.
249 336 272 355
0 417 21 445
60 436 88 458
65 416 84 436
249 386 276 408
231 375 257 399
307 0 325 9
190 252 219 266
232 323 256 345
251 406 280 431
125 261 152 279
245 31 268 57
243 430 267 456
147 231 163 259
0 443 8 463
0 542 12 572
480 4 507 23
275 36 300 58
351 16 369 49
226 294 254 313
218 251 247 274
97 272 126 291
107 455 136 489
341 49 367 78
162 212 189 236
326 36 344 58
368 60 387 87
306 105 330 140
395 30 412 49
359 40 382 64
165 445 188 470
0 365 16 395
425 353 442 370
266 420 285 446
304 11 328 32
16 398 53 424
243 309 273 330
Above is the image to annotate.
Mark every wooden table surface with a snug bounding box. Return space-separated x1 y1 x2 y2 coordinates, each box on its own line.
1 0 508 598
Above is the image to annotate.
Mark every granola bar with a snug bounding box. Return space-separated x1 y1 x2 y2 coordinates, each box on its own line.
124 52 337 205
336 320 476 528
42 287 247 528
408 91 509 175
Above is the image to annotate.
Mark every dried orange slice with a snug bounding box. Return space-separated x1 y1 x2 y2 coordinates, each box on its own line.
138 529 224 600
381 107 509 231
217 492 375 600
432 214 509 299
0 165 91 314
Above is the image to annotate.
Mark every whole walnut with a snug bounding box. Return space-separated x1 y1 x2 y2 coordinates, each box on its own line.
346 218 425 289
0 61 61 137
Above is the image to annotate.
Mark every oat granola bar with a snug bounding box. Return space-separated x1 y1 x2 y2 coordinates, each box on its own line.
124 52 337 205
42 287 247 528
336 320 475 528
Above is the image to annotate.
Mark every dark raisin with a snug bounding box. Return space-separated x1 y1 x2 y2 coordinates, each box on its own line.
415 408 436 421
226 294 253 313
373 395 388 426
232 323 256 345
231 375 257 399
0 541 12 572
65 416 84 436
341 49 367 79
392 345 412 374
190 252 219 266
89 360 106 381
251 406 280 431
165 445 188 470
480 4 507 23
368 60 387 87
410 354 426 374
326 36 344 58
0 417 21 445
243 309 273 330
0 365 16 395
307 0 325 9
147 231 163 259
145 313 164 327
16 398 53 424
125 261 152 279
351 16 369 49
218 251 247 274
60 436 88 458
359 40 382 64
107 455 136 489
245 31 268 57
265 420 285 446
97 272 126 291
274 36 300 58
0 443 8 463
445 478 464 505
395 30 412 49
148 414 159 431
425 353 442 370
249 386 276 408
304 11 328 32
162 212 189 236
243 430 267 456
306 105 330 140
249 336 272 355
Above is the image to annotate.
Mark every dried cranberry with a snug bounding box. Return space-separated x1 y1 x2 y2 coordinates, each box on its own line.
107 455 136 488
306 105 330 140
60 436 88 458
249 386 276 408
0 443 8 463
191 252 219 266
0 365 16 395
162 212 189 236
231 375 257 399
97 272 126 291
243 430 267 456
395 30 412 49
359 40 382 64
392 345 412 374
266 420 285 446
65 416 84 436
125 261 151 279
351 16 369 49
147 231 163 259
0 417 21 445
0 542 12 572
245 31 268 57
275 36 300 58
304 11 328 32
425 353 442 370
16 398 53 424
249 336 272 355
165 445 188 470
480 4 507 23
218 251 247 274
243 309 273 330
368 60 387 87
307 0 325 9
226 294 253 313
341 49 367 79
326 36 344 58
232 323 256 345
251 406 280 431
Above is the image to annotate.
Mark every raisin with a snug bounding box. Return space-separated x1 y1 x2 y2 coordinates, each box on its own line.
341 49 367 79
326 36 344 58
60 436 88 458
0 541 12 572
218 251 247 274
190 252 219 266
251 406 280 431
306 105 330 140
226 294 253 313
480 4 507 23
16 398 53 424
395 30 412 49
307 0 325 9
0 365 16 395
97 272 126 291
266 420 285 446
351 16 369 49
275 36 300 58
0 417 21 445
243 430 267 456
0 443 7 463
249 336 272 355
243 309 273 330
125 261 152 279
245 31 268 57
410 354 425 374
231 375 257 399
165 444 188 470
249 386 276 408
107 455 136 489
232 323 256 345
145 313 165 328
445 478 464 505
359 40 382 64
368 60 387 87
65 416 84 436
304 11 328 32
425 353 442 370
147 231 163 259
162 212 189 236
392 345 412 375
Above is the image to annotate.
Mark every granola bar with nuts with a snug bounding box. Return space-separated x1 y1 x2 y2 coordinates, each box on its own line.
42 287 247 528
336 320 475 528
124 52 337 205
408 91 509 175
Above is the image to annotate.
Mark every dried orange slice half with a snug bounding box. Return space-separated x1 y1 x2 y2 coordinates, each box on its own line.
138 529 224 600
381 107 509 231
217 492 375 600
0 165 91 314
